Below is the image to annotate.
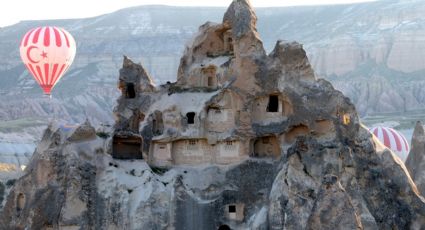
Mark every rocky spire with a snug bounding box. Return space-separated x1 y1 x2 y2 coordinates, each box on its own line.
120 56 155 93
269 40 316 83
222 0 265 56
176 0 266 88
405 121 425 195
223 0 257 39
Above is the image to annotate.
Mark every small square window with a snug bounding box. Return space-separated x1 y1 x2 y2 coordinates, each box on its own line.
186 112 195 124
215 109 222 114
159 144 166 149
228 205 236 213
189 140 197 145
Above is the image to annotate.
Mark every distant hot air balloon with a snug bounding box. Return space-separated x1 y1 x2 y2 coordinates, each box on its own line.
19 26 76 95
370 126 410 161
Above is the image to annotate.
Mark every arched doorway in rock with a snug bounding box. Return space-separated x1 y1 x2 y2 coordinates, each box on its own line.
16 193 25 213
267 95 279 112
125 83 136 98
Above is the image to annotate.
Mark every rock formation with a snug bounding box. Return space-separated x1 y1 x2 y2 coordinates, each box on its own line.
1 0 425 229
406 121 425 195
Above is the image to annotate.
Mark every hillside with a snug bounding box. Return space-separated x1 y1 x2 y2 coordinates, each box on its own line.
1 0 425 143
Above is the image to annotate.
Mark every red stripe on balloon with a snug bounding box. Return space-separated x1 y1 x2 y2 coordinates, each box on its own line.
60 28 70 47
389 128 402 151
52 64 66 86
32 27 42 44
26 63 42 84
51 64 59 84
382 128 391 148
373 128 378 136
43 27 51 47
402 135 409 152
35 65 45 85
22 29 35 46
27 64 39 83
53 27 62 47
50 64 62 86
22 29 35 47
29 64 45 85
44 63 50 85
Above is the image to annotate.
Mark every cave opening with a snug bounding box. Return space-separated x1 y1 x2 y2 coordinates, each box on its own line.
218 225 231 230
267 95 279 112
16 193 25 214
227 37 233 52
112 135 143 159
126 83 136 98
208 76 214 87
186 112 195 124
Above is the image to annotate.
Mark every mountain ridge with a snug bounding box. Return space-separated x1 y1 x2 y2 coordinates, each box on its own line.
1 1 425 142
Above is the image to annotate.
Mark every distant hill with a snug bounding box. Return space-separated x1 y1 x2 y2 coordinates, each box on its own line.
1 1 425 141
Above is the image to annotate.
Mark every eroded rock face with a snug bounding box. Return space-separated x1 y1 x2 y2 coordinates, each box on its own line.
2 0 425 229
406 121 425 195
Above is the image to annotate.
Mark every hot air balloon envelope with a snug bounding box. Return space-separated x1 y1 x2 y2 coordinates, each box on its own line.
19 26 76 95
370 126 410 161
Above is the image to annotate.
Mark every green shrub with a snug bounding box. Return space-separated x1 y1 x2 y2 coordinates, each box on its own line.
96 131 110 139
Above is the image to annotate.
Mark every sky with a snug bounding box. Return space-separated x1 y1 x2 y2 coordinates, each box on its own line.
0 0 376 27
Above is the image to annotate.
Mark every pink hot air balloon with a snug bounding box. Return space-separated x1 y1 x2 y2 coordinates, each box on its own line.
19 26 76 95
370 126 410 161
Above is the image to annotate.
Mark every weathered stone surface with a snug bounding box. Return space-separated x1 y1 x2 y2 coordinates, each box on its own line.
306 174 362 230
1 0 425 229
67 120 96 142
406 121 425 196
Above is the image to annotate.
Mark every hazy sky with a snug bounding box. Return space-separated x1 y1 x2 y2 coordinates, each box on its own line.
0 0 376 27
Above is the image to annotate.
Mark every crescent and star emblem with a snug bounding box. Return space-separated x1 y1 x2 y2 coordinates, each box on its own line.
26 45 48 64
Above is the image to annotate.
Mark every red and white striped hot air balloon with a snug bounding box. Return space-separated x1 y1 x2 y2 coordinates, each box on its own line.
370 126 410 161
19 26 76 95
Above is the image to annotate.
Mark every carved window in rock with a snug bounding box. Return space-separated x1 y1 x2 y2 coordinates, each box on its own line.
253 136 280 159
225 203 242 221
227 37 233 52
224 141 236 151
203 66 217 87
159 144 166 150
151 111 164 136
208 107 227 124
186 112 196 124
187 139 199 150
267 95 279 112
126 83 136 99
130 111 144 132
16 193 25 213
153 119 157 134
208 76 214 87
